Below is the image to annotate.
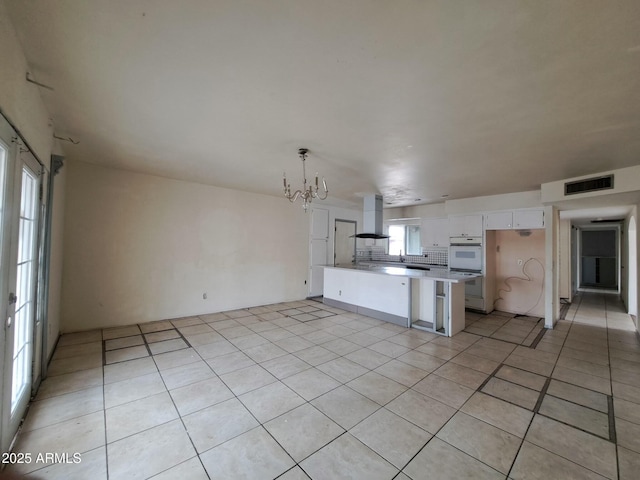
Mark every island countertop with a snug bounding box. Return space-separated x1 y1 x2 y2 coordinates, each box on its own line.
323 263 481 283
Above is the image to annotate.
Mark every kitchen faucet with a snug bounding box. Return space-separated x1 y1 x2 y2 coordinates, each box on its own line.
399 250 405 263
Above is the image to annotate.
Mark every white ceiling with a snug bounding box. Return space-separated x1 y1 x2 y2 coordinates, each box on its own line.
6 1 640 208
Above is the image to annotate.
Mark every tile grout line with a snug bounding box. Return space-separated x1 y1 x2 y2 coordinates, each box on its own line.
176 308 458 477
102 343 110 480
31 294 636 479
506 292 586 479
151 349 212 480
194 317 400 478
603 294 619 478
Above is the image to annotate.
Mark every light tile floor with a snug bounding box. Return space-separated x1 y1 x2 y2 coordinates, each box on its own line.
6 293 640 479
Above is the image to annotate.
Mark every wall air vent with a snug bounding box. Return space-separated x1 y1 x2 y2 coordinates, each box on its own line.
564 174 614 196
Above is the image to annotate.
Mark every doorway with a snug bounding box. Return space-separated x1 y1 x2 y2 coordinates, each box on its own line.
580 227 619 291
334 220 356 267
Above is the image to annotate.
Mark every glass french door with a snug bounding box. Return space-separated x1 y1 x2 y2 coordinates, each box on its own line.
0 120 43 453
10 160 40 412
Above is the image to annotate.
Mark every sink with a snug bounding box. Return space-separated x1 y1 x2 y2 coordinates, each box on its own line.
405 265 430 271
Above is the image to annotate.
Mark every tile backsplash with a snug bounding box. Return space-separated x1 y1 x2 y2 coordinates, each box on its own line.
356 246 448 266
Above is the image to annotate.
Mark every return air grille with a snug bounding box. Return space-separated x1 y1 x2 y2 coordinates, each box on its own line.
564 174 614 196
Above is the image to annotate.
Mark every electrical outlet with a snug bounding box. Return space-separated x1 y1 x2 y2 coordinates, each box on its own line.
203 293 207 300
517 259 523 266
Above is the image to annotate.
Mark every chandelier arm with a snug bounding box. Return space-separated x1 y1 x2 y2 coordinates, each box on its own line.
287 190 302 202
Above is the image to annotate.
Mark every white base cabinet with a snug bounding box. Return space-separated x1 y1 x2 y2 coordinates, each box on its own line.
411 278 465 337
323 267 410 324
324 267 475 335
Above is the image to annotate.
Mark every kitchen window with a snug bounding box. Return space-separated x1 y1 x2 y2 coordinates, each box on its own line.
388 224 421 256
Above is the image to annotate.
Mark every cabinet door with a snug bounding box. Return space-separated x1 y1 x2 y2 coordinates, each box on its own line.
421 217 449 247
465 215 483 236
420 218 434 247
485 211 513 230
449 215 483 236
448 216 466 237
514 209 544 229
434 217 450 246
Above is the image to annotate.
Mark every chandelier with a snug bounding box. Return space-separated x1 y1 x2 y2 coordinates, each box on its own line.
283 148 328 211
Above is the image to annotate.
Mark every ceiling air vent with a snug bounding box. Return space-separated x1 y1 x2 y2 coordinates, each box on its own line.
564 174 614 196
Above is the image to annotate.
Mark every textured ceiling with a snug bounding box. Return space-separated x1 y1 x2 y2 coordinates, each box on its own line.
6 0 640 208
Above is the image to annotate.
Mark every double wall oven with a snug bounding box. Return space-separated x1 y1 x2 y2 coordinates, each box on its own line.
450 237 484 310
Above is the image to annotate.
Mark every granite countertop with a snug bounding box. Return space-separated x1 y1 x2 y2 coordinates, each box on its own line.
324 263 481 283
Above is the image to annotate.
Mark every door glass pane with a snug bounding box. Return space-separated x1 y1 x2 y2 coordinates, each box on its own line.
11 167 38 411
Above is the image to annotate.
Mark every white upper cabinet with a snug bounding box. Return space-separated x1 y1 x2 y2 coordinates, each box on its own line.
448 215 483 237
484 209 544 230
421 217 449 247
485 211 513 230
514 209 544 229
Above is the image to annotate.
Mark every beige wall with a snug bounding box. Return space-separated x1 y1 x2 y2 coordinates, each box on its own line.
47 167 66 351
0 0 63 359
493 230 546 317
61 160 310 332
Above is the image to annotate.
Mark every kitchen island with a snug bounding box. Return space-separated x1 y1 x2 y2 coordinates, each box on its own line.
323 264 481 337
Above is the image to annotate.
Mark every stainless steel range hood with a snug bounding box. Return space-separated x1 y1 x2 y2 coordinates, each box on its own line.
354 194 389 239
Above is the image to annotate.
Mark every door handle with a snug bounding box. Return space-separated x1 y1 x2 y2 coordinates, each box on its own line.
8 292 17 305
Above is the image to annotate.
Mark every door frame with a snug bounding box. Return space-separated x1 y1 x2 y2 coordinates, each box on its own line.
333 219 356 266
578 224 620 292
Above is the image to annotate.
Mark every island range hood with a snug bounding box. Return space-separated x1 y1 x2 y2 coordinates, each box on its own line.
354 194 389 239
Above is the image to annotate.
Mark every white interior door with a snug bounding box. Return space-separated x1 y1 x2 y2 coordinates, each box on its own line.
309 208 329 297
0 135 42 452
